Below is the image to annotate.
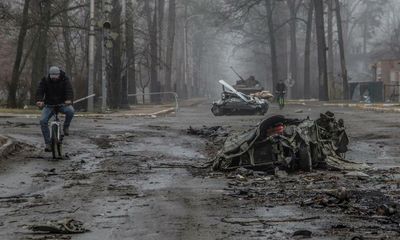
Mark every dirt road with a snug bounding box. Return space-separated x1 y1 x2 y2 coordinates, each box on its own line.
0 102 399 239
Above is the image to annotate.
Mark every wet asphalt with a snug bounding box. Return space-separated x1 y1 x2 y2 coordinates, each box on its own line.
0 101 399 239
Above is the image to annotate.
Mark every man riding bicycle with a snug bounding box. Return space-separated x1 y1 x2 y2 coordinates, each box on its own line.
276 79 287 95
36 66 75 152
276 80 287 109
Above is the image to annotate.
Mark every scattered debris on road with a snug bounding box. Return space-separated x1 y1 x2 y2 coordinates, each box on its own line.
28 218 88 234
250 91 274 101
187 126 228 138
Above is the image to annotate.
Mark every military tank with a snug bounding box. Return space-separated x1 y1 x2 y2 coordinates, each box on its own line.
230 67 264 95
211 80 269 116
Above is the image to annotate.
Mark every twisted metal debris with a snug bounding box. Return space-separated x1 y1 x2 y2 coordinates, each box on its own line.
213 112 361 172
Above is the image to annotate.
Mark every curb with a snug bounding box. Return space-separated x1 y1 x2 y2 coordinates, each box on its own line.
323 103 400 113
0 98 206 118
109 107 176 117
0 136 18 159
0 107 176 119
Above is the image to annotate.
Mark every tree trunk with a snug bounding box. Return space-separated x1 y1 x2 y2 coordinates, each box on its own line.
275 2 288 92
165 0 176 94
335 0 349 100
304 2 313 99
183 2 191 98
94 0 103 102
158 0 165 67
61 0 72 79
265 0 279 90
287 0 298 98
110 0 122 108
157 0 165 94
327 0 335 99
7 0 31 108
313 0 329 101
176 21 186 98
126 0 136 103
120 0 129 108
192 30 204 97
30 0 52 105
146 0 160 103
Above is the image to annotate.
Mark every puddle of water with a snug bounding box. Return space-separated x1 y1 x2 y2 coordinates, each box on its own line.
256 205 308 218
347 141 400 168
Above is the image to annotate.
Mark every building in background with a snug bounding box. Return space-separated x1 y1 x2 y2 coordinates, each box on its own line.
372 59 400 101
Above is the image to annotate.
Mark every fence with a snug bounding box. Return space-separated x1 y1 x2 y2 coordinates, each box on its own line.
128 92 179 114
383 84 400 102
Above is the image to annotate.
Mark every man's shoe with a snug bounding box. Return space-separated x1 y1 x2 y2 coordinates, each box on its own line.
63 127 69 136
44 144 52 152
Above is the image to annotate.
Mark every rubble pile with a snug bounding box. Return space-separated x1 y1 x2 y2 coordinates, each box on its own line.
28 218 88 234
250 91 274 101
187 126 228 139
213 112 356 172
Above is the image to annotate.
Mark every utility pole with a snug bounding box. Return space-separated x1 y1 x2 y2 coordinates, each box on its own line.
87 0 95 112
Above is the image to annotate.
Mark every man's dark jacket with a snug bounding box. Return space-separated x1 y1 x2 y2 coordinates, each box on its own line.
36 70 74 105
276 82 287 93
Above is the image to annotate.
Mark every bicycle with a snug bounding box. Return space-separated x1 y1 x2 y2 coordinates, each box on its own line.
276 91 286 110
46 104 65 159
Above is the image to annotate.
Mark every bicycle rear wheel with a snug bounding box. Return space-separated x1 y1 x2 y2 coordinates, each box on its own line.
51 125 58 159
56 142 63 158
278 96 285 110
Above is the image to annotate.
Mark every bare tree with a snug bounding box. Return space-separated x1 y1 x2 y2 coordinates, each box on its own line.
145 0 161 103
327 0 335 99
7 0 31 108
287 0 302 98
158 0 165 68
313 0 328 101
165 0 176 94
109 0 122 108
30 0 52 104
304 1 313 99
265 0 279 89
126 0 136 103
335 0 348 99
61 0 72 81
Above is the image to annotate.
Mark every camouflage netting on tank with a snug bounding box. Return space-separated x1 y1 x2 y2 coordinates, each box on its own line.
213 112 363 172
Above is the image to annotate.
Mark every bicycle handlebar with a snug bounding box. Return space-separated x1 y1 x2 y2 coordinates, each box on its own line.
45 104 66 108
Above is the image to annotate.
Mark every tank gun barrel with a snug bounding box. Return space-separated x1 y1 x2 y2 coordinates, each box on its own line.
230 66 245 81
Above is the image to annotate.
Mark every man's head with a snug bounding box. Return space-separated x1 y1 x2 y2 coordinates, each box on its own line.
49 66 60 80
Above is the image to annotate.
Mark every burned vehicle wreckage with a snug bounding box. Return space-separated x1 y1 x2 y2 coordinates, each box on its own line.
211 80 269 116
213 112 353 172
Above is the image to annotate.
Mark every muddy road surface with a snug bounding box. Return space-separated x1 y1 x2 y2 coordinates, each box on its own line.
0 102 399 240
